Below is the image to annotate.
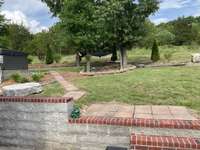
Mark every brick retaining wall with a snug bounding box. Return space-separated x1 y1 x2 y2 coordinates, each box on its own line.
69 116 200 130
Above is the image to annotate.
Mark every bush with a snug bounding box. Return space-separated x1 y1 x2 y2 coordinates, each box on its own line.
151 40 160 62
27 55 33 64
11 73 29 83
70 106 80 119
54 54 62 63
32 73 44 82
46 45 54 64
11 73 21 83
164 51 173 62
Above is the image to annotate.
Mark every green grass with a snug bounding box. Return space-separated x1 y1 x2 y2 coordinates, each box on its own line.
73 66 200 111
30 45 200 65
39 82 65 97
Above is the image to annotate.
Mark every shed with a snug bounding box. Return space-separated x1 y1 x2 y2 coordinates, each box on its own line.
0 48 28 83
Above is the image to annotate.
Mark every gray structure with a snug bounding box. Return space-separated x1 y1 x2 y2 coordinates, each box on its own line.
0 49 28 83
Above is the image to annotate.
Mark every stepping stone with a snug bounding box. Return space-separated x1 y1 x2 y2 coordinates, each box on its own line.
2 82 42 96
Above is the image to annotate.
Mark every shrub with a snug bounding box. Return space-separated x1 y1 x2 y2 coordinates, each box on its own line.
70 106 80 119
164 51 173 62
32 73 44 82
27 55 33 64
11 73 21 83
54 54 62 63
20 77 29 83
46 45 54 64
151 40 160 62
11 73 29 83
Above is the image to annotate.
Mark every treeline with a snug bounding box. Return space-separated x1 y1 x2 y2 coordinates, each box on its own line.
138 16 200 48
1 0 200 68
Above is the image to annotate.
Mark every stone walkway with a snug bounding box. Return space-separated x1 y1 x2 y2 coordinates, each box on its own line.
83 103 197 120
50 71 86 100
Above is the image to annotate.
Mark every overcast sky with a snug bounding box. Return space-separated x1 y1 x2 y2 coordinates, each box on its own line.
1 0 200 33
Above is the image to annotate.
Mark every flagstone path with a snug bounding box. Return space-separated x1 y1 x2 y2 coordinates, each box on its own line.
50 71 86 100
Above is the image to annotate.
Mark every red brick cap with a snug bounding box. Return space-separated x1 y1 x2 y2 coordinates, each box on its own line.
68 116 200 130
0 96 73 103
131 133 200 150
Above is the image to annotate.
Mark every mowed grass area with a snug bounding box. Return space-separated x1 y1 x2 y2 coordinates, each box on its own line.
30 45 200 65
39 82 65 97
73 66 200 111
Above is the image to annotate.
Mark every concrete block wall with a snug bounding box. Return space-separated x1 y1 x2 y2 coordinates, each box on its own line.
0 96 132 150
0 97 74 150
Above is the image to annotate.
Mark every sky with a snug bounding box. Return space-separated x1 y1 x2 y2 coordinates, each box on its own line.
1 0 200 33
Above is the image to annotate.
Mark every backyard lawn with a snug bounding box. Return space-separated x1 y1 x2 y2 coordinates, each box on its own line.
72 66 200 111
39 82 65 97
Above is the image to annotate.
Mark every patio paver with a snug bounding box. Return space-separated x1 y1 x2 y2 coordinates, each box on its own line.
83 104 198 121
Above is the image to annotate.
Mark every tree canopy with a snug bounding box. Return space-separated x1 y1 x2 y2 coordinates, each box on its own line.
42 0 159 70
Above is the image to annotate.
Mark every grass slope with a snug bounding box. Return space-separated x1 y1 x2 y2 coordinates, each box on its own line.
74 66 200 111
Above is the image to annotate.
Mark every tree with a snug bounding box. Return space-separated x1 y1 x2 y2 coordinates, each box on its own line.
25 31 50 60
155 29 175 45
151 40 160 62
46 45 54 64
95 0 159 69
5 24 32 50
0 0 7 46
43 0 159 71
172 17 196 45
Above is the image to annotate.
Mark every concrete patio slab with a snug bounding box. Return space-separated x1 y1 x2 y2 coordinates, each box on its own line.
152 106 171 115
135 105 152 114
83 104 198 121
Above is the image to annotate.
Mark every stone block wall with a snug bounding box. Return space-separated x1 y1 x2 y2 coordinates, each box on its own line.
0 97 132 150
0 97 74 150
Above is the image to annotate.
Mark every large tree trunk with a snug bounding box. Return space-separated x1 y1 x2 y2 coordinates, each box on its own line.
75 52 81 67
120 47 127 70
85 54 91 72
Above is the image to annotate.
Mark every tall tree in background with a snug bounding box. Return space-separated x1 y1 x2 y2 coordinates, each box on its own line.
0 0 7 46
95 0 159 69
5 24 32 50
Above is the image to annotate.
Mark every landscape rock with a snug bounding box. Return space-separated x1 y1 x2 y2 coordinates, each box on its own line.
2 82 42 96
191 53 200 63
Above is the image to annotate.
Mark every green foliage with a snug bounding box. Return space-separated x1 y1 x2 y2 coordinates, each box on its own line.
155 29 175 45
25 31 49 60
45 45 54 64
27 55 34 64
11 73 29 83
151 40 160 62
54 53 62 63
70 106 80 119
32 73 44 82
4 24 32 50
164 51 173 62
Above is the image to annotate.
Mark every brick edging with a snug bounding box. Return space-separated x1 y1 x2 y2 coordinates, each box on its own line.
0 96 73 103
69 116 200 130
131 133 200 150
